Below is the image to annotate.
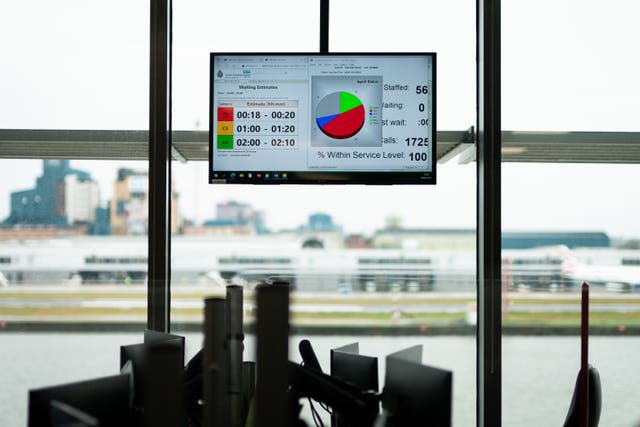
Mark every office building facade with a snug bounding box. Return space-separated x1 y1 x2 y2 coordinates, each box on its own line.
3 160 98 228
110 168 180 235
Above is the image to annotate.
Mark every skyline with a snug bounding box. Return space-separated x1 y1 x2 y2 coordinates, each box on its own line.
1 0 639 238
1 159 639 239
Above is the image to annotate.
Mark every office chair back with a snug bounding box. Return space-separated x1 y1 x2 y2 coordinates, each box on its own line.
563 365 602 427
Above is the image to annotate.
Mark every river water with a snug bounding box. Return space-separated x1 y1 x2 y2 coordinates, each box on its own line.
1 333 638 426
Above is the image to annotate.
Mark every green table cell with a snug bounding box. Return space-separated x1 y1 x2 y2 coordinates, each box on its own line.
217 135 234 149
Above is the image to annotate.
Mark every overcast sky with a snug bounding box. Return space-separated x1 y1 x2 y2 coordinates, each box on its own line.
0 0 638 237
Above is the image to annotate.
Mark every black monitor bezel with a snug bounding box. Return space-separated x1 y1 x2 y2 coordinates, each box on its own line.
209 52 437 185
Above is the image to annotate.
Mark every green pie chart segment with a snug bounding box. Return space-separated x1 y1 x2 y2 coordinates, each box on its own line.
316 92 365 139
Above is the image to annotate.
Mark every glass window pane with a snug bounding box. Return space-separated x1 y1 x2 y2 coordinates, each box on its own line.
0 1 148 130
502 163 640 427
502 2 640 426
172 1 477 426
0 1 148 426
502 0 640 131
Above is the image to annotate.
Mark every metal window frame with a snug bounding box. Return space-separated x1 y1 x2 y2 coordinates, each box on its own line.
2 129 640 162
143 0 504 424
148 0 172 332
144 0 496 424
477 0 502 425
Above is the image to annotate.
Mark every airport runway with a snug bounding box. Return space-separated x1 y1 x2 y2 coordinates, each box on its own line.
1 286 639 324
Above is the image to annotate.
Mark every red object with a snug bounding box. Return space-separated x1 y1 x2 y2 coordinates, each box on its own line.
319 105 365 139
217 107 234 122
580 282 589 427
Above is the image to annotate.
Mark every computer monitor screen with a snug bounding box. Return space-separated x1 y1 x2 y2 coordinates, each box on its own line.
330 343 378 392
382 351 452 427
28 374 131 427
210 53 436 185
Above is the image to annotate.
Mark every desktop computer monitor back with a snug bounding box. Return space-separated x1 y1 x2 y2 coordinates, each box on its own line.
120 343 148 408
50 400 100 427
28 374 131 427
330 343 378 392
144 329 185 352
120 334 186 426
382 346 452 427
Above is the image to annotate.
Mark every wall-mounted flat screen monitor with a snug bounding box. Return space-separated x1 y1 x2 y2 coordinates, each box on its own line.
209 53 436 185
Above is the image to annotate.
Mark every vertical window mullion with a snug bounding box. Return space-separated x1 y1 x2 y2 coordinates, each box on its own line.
477 0 502 425
148 0 172 332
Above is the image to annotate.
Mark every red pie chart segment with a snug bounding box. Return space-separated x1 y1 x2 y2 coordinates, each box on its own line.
316 91 366 139
318 104 365 139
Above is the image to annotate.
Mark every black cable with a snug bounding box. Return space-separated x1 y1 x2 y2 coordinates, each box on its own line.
308 397 325 427
319 402 331 414
300 361 327 427
308 398 319 427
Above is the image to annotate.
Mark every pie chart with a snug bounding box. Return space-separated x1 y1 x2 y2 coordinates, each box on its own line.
315 91 365 139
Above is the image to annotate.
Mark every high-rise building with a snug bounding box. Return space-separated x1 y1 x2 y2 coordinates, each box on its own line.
89 206 111 236
110 168 179 235
214 200 267 234
64 174 100 224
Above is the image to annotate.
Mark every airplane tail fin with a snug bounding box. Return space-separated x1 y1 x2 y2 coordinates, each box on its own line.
558 245 579 277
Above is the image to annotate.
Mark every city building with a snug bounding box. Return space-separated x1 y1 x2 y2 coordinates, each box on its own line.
217 200 267 233
187 201 266 235
89 206 112 236
275 213 345 249
64 174 100 224
307 213 340 232
373 228 611 250
373 227 476 250
2 160 99 229
0 225 88 241
110 168 180 235
501 231 611 249
216 200 255 223
344 233 374 249
182 219 255 236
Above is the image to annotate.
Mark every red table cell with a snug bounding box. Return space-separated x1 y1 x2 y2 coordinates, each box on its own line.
217 107 234 122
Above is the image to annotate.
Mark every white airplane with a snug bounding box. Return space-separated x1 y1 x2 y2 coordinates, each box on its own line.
560 246 640 293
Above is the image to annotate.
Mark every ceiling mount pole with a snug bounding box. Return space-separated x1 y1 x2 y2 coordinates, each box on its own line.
320 0 329 53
